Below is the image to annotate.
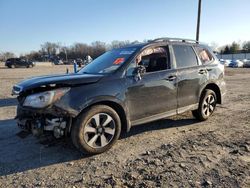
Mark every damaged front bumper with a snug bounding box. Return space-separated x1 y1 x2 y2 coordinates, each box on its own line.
16 104 73 138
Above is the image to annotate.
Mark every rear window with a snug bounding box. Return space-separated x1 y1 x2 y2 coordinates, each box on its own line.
194 46 214 64
173 45 198 68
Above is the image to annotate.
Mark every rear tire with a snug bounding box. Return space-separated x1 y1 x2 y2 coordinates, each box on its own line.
71 105 121 154
192 89 217 121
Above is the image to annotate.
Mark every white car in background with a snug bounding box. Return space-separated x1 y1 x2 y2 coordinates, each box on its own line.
219 59 231 67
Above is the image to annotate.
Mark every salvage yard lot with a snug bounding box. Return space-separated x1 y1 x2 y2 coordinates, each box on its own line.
0 65 249 187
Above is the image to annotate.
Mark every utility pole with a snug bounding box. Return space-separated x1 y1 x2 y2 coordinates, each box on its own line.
196 0 202 41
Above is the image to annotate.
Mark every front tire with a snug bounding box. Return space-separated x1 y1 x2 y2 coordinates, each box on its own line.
71 105 121 154
192 89 217 121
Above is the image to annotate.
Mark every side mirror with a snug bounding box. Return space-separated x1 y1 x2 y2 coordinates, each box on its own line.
133 65 146 81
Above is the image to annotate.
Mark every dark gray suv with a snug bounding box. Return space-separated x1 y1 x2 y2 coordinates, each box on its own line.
13 38 226 154
5 58 34 68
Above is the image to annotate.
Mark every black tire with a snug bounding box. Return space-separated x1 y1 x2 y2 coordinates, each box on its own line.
192 89 217 121
71 105 121 154
11 64 15 68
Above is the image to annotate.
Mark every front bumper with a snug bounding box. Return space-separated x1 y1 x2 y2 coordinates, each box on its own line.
16 104 72 138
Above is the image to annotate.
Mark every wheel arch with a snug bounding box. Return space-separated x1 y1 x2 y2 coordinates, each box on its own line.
201 83 222 104
73 99 131 134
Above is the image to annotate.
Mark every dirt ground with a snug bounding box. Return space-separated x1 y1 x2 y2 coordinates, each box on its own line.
0 64 249 188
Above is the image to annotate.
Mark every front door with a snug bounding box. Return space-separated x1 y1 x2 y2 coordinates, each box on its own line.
125 46 177 123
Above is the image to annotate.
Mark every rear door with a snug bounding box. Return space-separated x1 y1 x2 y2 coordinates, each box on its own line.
12 58 17 67
20 59 28 67
15 58 22 67
172 44 208 112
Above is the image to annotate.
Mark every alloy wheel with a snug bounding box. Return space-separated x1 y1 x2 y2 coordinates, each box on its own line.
202 94 216 117
83 113 116 148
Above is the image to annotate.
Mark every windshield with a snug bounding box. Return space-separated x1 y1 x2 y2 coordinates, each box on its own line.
78 47 138 74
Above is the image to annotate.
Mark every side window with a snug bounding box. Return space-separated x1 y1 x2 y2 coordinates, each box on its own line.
173 45 198 68
138 46 170 73
194 46 213 64
126 46 171 76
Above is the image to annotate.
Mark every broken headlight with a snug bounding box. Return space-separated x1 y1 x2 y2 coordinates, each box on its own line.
23 88 70 108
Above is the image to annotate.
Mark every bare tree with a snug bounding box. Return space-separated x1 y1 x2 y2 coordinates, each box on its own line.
243 41 250 52
91 41 106 58
109 40 131 49
0 52 15 61
41 42 60 56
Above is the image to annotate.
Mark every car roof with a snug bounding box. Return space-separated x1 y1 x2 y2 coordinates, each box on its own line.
120 38 208 50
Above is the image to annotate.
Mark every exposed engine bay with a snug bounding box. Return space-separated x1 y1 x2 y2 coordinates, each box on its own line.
17 111 72 139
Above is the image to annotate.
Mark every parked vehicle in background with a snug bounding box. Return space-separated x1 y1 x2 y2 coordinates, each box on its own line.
243 60 250 68
53 59 64 65
229 60 244 68
219 59 231 67
13 37 226 154
224 60 232 67
84 55 93 65
5 58 35 68
63 59 75 65
76 58 84 67
219 59 225 65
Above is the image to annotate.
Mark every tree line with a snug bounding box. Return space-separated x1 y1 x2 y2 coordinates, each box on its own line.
220 41 250 54
0 40 134 62
1 40 250 62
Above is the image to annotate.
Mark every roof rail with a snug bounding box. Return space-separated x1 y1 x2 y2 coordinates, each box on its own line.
152 37 200 44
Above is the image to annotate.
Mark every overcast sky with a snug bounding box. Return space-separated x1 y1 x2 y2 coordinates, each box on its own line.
0 0 249 55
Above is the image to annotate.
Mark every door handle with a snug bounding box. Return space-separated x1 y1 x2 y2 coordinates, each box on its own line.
206 68 212 72
166 75 177 81
199 69 206 74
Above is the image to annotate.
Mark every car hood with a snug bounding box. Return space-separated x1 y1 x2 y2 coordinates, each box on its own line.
13 73 104 94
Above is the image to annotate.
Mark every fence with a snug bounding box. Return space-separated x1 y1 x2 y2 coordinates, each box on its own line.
216 53 250 60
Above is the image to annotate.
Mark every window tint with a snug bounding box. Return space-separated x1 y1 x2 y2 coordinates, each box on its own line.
138 47 170 73
194 46 213 64
126 46 171 76
173 45 198 68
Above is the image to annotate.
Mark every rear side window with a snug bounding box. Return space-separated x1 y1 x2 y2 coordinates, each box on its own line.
173 45 198 68
194 46 213 64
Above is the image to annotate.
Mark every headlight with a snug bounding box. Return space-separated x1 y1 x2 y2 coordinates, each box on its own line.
23 88 70 108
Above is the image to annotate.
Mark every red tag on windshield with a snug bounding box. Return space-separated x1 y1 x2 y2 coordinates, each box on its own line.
113 58 125 65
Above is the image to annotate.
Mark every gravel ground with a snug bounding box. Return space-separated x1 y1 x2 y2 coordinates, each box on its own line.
0 64 249 187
